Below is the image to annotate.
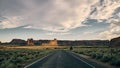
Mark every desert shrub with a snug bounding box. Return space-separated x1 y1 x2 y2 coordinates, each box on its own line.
94 53 103 59
100 54 113 62
73 47 120 67
7 63 17 68
0 49 54 68
74 51 79 53
16 57 24 63
110 57 120 66
79 51 84 54
90 52 96 58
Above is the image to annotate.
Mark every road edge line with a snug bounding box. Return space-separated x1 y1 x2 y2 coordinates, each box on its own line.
70 51 95 68
24 52 53 68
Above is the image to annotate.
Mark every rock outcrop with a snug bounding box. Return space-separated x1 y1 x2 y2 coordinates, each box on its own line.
27 38 34 45
10 39 26 45
58 40 109 46
42 38 58 46
110 36 120 47
7 38 110 46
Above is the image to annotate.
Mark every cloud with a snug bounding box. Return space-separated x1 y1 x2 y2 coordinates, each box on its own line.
86 0 120 40
23 25 32 29
83 31 94 35
99 24 120 40
0 0 99 32
99 28 120 40
0 16 23 28
0 0 120 39
46 32 71 36
89 0 120 20
99 16 120 40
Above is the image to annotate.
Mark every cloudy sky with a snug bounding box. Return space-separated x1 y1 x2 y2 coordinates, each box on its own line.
0 0 120 42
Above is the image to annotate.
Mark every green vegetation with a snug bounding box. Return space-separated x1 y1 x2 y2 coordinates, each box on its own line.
0 46 120 67
73 47 120 67
0 48 54 68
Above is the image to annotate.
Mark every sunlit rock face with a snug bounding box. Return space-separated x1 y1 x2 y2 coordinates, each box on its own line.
27 38 34 45
110 36 120 47
42 38 58 46
49 38 58 46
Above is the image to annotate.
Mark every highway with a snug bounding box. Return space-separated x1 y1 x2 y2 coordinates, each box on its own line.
24 50 107 68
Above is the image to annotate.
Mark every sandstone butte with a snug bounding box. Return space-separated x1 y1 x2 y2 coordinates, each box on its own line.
27 38 58 46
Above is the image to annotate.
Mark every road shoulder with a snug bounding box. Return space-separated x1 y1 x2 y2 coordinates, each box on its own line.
71 51 118 68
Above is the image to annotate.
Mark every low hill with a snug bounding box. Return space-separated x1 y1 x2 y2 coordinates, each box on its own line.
1 38 117 46
8 39 109 46
10 39 26 45
58 40 109 46
110 36 120 47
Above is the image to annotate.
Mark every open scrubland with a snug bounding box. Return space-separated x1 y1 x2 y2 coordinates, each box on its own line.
0 45 120 68
0 46 60 68
73 46 120 67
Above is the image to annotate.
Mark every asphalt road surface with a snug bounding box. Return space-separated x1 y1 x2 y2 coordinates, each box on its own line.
24 50 107 68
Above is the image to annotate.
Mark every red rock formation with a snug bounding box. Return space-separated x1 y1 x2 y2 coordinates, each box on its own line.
27 38 34 45
49 38 58 46
42 38 58 46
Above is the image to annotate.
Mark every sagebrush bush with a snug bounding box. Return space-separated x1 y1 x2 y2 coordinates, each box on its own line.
73 47 120 67
100 54 113 62
0 49 54 68
110 57 120 66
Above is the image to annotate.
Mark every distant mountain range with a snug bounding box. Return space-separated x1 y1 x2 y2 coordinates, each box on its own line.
0 36 120 46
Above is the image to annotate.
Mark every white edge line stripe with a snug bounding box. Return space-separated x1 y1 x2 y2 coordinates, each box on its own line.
71 52 95 68
24 53 52 68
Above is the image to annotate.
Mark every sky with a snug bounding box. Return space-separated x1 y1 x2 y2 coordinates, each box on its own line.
0 0 120 42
